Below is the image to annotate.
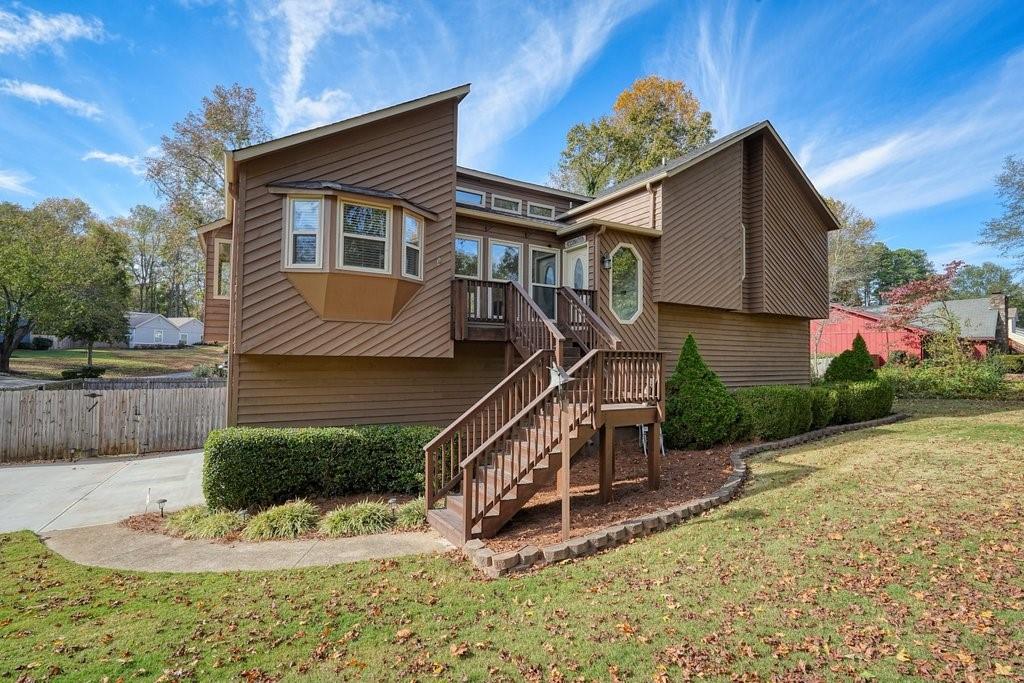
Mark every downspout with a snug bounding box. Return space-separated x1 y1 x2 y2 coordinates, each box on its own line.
646 182 656 230
594 225 606 296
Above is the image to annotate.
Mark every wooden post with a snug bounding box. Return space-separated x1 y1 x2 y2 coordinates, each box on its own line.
462 466 474 542
504 341 514 375
598 424 613 504
646 421 661 490
559 392 571 541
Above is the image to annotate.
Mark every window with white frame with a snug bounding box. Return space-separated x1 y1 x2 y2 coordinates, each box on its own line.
491 194 522 214
403 212 423 279
455 187 485 206
179 332 188 344
154 329 164 344
489 240 521 282
527 202 555 220
285 196 323 268
214 239 231 298
609 244 641 323
340 201 390 273
454 234 481 278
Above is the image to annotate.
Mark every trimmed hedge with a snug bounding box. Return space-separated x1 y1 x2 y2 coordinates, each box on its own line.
831 380 894 424
808 386 838 429
663 334 741 448
878 362 1004 399
734 385 812 441
823 334 876 383
203 424 440 510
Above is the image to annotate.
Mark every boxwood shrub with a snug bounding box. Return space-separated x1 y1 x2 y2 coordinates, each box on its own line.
203 424 440 510
733 385 812 441
830 380 894 424
808 385 838 429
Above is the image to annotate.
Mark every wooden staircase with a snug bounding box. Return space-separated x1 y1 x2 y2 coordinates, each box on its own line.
426 281 664 545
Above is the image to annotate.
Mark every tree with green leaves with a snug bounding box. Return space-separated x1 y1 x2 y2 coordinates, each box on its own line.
980 155 1024 272
950 262 1023 302
825 197 877 305
0 201 76 372
864 243 934 305
551 76 715 195
145 83 270 226
50 223 133 367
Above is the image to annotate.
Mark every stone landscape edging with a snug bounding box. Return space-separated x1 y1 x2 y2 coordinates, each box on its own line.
466 412 909 578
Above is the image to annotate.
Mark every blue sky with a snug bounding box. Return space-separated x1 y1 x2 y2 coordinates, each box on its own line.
2 0 1023 271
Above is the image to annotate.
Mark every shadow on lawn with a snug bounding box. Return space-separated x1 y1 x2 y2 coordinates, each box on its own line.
894 398 1024 424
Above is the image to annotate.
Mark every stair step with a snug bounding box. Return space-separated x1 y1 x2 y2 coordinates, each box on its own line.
427 508 477 546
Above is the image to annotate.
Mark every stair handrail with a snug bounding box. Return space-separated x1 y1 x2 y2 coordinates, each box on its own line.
424 349 551 509
507 280 566 366
556 287 621 352
459 350 600 535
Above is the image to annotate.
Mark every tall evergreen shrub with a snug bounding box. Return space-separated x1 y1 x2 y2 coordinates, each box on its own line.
823 333 876 383
663 335 740 448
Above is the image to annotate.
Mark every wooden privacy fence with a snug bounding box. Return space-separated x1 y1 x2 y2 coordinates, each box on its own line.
0 386 227 463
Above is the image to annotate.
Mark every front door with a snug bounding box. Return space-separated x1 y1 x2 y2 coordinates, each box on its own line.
530 246 559 319
563 244 589 292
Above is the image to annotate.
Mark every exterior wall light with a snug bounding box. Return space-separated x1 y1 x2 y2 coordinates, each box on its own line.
601 253 612 270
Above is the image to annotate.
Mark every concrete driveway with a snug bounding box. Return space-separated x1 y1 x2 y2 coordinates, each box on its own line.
0 450 204 533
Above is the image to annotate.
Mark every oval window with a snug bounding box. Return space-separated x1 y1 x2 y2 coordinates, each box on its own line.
609 245 640 323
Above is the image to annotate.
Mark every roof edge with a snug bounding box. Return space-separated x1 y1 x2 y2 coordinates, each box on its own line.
456 166 592 202
233 83 471 162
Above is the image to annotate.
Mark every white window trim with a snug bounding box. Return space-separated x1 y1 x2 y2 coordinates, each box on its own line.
179 332 188 344
284 195 325 270
526 201 556 220
453 233 482 279
338 199 392 274
402 211 424 280
153 329 164 344
213 238 231 299
455 186 485 206
608 242 643 324
490 193 522 215
488 238 523 282
529 245 560 319
564 242 589 290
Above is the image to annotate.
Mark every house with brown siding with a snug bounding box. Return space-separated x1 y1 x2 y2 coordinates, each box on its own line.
202 84 839 543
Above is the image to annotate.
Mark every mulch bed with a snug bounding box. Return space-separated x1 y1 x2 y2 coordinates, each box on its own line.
485 431 736 553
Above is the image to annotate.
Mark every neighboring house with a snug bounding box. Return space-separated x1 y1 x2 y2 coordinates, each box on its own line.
812 294 1014 361
167 317 204 345
127 312 183 348
1008 307 1024 353
202 84 838 542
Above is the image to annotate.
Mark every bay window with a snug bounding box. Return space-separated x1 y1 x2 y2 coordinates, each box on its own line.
285 196 323 268
340 201 390 273
403 212 423 279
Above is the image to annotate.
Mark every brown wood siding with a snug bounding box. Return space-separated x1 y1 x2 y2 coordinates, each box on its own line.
659 141 744 310
742 135 765 312
235 100 458 359
455 173 578 214
658 303 810 387
203 224 232 343
570 186 655 229
234 342 504 427
761 136 830 319
595 229 657 350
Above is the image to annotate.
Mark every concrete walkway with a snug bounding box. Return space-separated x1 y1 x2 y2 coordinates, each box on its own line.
0 450 203 533
43 523 452 572
0 374 48 389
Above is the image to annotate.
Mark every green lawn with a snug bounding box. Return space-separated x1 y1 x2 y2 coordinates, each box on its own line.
7 345 226 380
2 400 1022 680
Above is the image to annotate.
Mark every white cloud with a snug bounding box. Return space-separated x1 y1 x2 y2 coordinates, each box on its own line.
0 168 33 194
0 7 104 55
0 79 103 119
82 150 145 176
248 0 396 132
926 241 1013 270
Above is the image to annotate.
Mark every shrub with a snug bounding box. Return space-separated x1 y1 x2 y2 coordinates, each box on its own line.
319 501 395 537
166 506 246 539
192 363 226 379
31 337 53 350
395 498 427 531
808 386 838 429
242 500 319 540
733 385 812 441
830 380 894 424
663 335 740 448
823 334 876 383
994 354 1024 374
886 349 918 367
60 366 108 380
878 362 1005 399
203 425 440 510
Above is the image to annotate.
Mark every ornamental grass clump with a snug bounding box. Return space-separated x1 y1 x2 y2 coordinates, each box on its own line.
165 506 209 537
242 499 319 540
164 506 245 539
394 498 427 531
319 501 395 537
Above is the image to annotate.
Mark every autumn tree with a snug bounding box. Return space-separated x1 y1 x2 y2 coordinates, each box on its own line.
825 197 877 305
0 200 79 372
552 76 715 194
879 261 966 365
145 83 270 226
980 155 1024 272
951 262 1023 302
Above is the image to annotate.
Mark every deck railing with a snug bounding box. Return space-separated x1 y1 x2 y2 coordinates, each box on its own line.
424 349 551 509
602 350 664 407
556 287 621 352
506 281 565 366
573 288 595 310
